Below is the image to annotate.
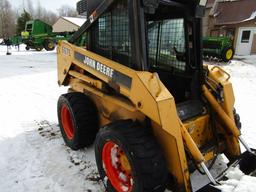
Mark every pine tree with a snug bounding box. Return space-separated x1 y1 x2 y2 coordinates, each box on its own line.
16 9 32 34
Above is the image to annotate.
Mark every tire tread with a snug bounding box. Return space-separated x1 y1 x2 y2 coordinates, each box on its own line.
57 92 99 150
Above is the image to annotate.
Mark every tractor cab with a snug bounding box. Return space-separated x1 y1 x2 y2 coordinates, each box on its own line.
21 20 53 38
145 1 204 103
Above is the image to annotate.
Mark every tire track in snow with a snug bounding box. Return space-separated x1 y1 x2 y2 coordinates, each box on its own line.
34 120 105 191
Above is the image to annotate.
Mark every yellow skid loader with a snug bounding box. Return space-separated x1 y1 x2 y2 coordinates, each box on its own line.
57 0 256 191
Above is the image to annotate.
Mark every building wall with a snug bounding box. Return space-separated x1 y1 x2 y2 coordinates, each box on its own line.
251 34 256 54
202 8 211 36
52 18 79 33
207 19 256 54
233 20 256 52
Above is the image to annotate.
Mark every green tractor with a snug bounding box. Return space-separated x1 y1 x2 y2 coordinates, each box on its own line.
2 19 73 51
203 36 234 62
9 35 22 46
21 19 57 51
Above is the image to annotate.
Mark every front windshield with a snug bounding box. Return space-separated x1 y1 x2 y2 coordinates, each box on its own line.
147 18 186 72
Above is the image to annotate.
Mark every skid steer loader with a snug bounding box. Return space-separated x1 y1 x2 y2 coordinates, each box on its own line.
56 0 256 191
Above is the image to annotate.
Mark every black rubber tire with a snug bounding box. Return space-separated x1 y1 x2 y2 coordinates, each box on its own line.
44 40 55 51
57 92 99 150
95 120 168 192
25 46 30 51
221 47 234 62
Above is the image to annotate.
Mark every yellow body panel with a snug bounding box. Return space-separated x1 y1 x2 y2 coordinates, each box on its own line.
205 66 241 157
184 115 212 148
57 41 241 191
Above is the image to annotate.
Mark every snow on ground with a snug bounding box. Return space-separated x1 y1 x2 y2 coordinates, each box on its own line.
0 44 255 192
216 166 256 192
204 57 256 149
0 45 104 192
191 57 256 191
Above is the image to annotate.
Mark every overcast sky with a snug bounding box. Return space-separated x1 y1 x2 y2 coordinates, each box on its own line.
10 0 79 13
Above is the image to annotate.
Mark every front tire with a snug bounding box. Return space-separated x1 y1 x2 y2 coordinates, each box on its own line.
44 40 55 51
57 92 99 150
95 120 168 192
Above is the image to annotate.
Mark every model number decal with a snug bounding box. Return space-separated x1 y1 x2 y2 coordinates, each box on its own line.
62 47 71 56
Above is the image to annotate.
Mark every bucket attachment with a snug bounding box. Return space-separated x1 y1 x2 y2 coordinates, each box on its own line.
196 184 221 192
235 149 256 175
196 149 256 192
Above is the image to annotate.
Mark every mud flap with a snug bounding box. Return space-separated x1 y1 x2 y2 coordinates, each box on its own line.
196 149 256 192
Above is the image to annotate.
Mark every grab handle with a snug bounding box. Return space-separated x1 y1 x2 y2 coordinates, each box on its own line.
211 66 231 81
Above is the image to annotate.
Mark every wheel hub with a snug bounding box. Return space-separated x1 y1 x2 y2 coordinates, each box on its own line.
61 105 74 140
48 43 54 49
102 141 133 192
120 153 131 173
226 49 233 60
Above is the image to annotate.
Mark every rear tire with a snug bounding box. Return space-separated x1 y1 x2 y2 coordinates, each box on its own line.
221 47 234 62
57 92 99 150
25 46 30 51
95 120 168 192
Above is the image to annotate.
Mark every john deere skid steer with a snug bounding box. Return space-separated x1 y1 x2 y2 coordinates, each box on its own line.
56 0 256 191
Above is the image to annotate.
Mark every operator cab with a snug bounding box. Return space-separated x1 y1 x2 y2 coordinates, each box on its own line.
73 0 205 104
145 1 204 103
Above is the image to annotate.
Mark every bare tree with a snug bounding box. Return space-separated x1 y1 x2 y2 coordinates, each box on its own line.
36 0 43 19
0 0 16 38
25 0 34 17
42 11 58 25
58 5 78 17
38 9 58 25
33 1 58 25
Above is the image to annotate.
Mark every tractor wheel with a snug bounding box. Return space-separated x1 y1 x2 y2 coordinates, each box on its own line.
44 40 55 51
221 47 234 62
35 47 43 51
25 46 30 51
95 120 168 192
57 92 99 150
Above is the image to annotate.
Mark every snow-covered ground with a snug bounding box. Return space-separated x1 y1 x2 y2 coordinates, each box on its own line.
0 45 105 192
0 45 255 192
204 57 256 150
217 167 256 192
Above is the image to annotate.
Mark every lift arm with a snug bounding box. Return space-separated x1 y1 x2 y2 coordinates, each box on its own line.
69 0 115 43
